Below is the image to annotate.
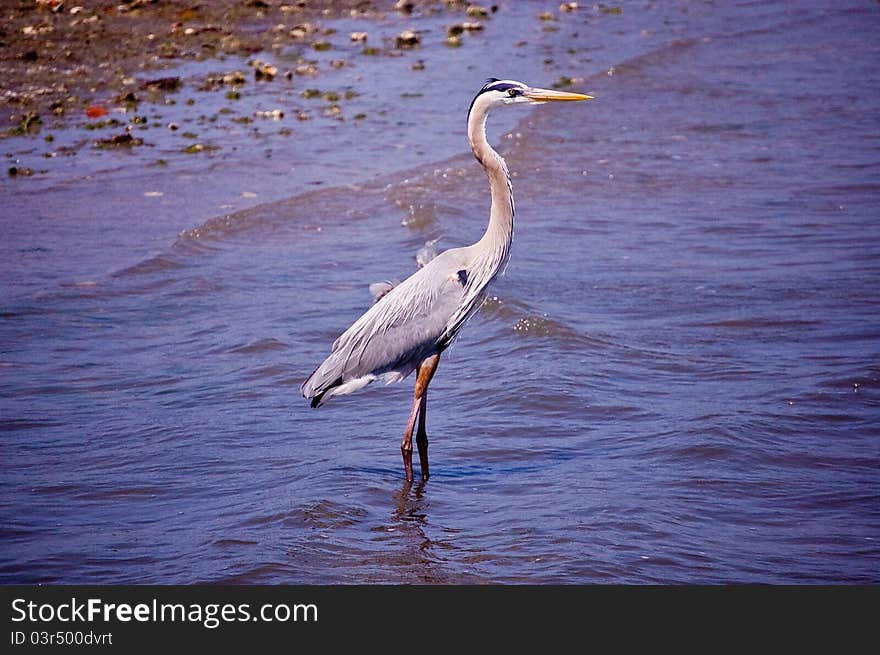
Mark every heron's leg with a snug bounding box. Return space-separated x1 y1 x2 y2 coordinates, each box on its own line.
400 395 420 483
415 354 440 481
416 392 429 479
400 353 440 482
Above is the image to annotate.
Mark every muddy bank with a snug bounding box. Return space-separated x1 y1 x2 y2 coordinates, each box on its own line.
0 0 491 134
1 0 609 244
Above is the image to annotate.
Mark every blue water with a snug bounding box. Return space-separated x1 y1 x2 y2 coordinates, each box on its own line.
1 1 878 583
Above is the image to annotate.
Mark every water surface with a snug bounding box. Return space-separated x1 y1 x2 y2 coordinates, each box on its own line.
1 1 878 583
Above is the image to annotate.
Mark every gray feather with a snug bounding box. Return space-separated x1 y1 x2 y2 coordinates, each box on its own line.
369 280 398 303
301 248 478 405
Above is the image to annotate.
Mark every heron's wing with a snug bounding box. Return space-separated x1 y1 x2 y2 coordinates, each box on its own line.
302 252 470 404
368 280 398 303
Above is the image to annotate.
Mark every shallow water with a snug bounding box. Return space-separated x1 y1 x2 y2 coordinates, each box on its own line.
2 1 879 583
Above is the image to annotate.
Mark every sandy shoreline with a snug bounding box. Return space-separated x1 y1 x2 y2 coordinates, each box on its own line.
0 0 468 133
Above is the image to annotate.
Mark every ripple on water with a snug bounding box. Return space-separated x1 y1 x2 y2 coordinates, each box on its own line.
228 338 289 354
2 1 879 585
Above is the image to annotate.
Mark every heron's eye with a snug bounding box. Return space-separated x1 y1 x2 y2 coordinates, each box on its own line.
508 88 519 97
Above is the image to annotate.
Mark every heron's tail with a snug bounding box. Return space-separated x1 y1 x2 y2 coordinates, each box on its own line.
307 387 334 409
301 350 375 408
300 362 342 408
301 378 335 408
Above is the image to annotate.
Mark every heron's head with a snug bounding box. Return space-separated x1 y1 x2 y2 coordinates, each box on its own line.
470 78 592 112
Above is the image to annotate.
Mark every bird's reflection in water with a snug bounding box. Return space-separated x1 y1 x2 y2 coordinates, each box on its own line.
392 479 428 535
388 479 448 581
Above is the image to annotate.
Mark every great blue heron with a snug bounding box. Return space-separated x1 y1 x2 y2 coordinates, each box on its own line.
302 78 592 482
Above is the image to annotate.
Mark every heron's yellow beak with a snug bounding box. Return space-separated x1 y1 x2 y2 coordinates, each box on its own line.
525 87 593 102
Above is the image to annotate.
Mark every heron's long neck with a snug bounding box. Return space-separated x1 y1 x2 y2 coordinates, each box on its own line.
468 106 514 277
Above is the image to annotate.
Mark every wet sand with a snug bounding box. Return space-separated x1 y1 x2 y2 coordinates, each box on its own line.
2 1 406 127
